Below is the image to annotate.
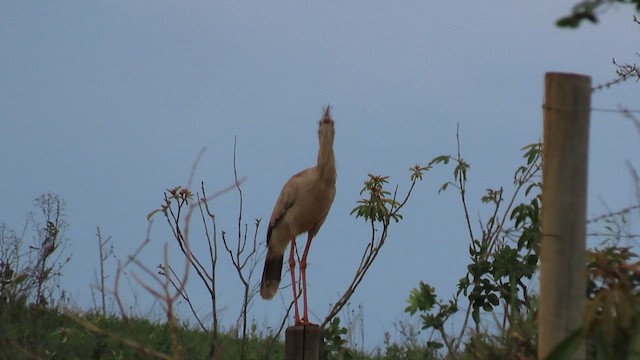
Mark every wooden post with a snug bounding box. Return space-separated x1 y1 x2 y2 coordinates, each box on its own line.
285 325 324 360
539 72 591 359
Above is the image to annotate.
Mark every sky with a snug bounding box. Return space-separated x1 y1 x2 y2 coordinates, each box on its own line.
1 0 639 352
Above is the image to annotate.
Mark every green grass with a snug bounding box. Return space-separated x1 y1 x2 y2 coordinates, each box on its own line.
0 300 445 360
0 301 286 360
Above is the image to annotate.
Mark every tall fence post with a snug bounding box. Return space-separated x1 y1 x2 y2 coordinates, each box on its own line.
538 72 591 359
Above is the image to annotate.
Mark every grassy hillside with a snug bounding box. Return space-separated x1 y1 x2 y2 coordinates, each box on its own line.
0 301 287 360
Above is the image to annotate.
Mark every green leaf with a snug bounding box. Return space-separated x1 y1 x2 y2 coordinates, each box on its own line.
526 254 539 267
457 276 470 296
421 314 442 330
522 142 542 164
487 293 500 306
482 302 493 312
429 155 451 166
405 281 437 314
545 327 585 360
556 15 581 28
410 164 430 181
472 307 480 324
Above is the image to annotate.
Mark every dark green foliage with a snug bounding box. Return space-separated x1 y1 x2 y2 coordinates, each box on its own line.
557 0 640 28
374 341 439 360
405 282 458 335
455 144 541 330
325 317 354 360
404 136 640 359
405 143 543 359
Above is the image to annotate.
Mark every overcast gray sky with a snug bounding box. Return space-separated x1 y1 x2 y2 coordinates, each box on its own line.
2 1 639 350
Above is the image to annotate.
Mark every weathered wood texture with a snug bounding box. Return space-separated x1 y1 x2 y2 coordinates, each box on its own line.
285 325 324 360
539 72 591 360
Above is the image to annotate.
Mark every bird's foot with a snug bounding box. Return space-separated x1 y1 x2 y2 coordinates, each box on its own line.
295 318 318 327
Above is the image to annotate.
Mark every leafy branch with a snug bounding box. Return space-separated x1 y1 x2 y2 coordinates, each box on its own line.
321 164 431 328
406 137 543 358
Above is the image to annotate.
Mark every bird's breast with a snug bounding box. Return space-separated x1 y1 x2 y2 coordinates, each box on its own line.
283 183 335 235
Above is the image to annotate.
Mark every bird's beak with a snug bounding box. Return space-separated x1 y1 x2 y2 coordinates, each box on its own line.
322 106 333 124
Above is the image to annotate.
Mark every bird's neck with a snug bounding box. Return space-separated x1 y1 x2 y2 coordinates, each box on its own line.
317 137 336 180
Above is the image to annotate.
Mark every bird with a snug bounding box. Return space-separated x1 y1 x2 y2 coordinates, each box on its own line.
260 106 337 326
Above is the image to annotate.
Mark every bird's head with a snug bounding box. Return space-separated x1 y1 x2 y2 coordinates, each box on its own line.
318 105 335 140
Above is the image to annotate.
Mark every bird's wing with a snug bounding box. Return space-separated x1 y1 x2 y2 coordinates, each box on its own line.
266 168 310 245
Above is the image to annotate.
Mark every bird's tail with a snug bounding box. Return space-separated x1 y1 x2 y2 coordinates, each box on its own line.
260 246 283 300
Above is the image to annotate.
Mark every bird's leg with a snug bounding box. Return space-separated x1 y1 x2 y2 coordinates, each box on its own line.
288 236 301 325
299 233 315 325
